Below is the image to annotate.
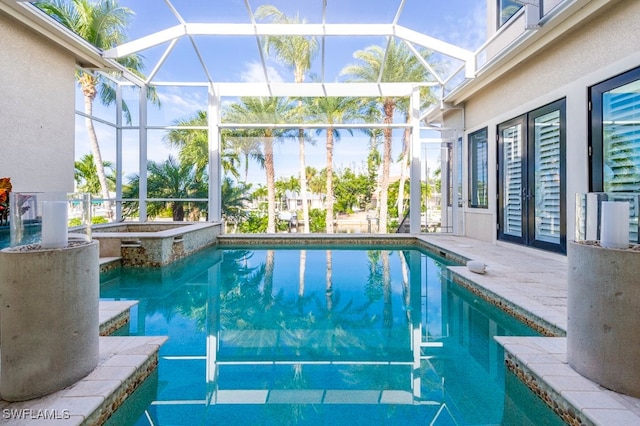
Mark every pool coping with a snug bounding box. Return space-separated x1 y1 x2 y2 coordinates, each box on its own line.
0 336 167 425
497 336 640 426
0 302 165 425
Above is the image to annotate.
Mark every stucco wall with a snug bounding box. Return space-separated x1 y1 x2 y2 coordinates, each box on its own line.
452 0 640 244
0 12 75 193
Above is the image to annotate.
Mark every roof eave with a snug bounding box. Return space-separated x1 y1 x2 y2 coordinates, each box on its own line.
0 0 118 71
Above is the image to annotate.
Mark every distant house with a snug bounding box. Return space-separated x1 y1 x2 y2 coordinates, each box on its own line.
283 191 325 212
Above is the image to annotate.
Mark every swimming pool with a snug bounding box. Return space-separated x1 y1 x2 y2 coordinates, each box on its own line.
101 245 564 425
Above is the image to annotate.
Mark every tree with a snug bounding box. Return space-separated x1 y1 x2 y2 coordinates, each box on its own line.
341 39 433 232
307 166 326 198
123 156 203 221
275 176 300 212
364 129 382 210
304 96 361 232
221 177 250 233
37 0 160 218
334 168 370 214
164 111 240 180
222 97 295 233
256 5 318 234
74 153 114 195
228 134 265 184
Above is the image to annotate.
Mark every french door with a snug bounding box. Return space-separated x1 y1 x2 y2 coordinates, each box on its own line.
498 100 566 253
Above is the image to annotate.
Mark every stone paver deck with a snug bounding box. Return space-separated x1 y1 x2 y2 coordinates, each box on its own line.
0 300 163 425
0 336 166 425
420 235 640 426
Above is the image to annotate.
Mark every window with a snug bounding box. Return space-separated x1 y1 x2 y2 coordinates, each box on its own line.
590 68 640 243
499 0 524 27
469 129 489 208
590 67 640 193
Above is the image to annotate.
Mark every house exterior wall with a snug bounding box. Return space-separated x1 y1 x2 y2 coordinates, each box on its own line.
0 12 75 193
447 0 640 245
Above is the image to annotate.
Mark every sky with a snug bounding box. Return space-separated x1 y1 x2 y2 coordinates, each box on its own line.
74 0 487 186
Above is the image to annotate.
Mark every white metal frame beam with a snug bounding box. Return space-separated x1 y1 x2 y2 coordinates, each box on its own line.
103 23 474 75
105 23 473 58
213 82 436 98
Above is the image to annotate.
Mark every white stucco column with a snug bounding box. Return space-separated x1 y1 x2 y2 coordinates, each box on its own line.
409 88 421 233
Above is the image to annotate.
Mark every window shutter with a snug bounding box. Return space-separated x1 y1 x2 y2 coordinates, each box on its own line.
603 91 640 193
534 111 561 244
502 125 522 237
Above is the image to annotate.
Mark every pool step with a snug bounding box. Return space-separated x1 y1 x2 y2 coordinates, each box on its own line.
99 300 137 336
99 256 122 273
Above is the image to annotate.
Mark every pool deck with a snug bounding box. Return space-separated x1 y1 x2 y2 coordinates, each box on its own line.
420 235 640 426
2 235 638 425
0 301 166 425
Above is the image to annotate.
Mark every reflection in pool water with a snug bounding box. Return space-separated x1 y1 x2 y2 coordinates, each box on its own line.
101 246 563 425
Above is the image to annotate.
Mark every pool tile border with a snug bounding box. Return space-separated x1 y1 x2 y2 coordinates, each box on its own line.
447 270 564 337
84 340 163 426
497 336 640 426
216 233 418 247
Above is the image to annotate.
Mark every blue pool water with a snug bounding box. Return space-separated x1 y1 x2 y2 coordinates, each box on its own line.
101 246 564 425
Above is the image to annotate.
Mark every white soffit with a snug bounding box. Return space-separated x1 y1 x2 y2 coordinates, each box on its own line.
0 0 112 69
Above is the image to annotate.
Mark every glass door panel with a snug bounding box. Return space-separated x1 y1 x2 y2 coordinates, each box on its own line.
501 123 524 239
533 110 561 244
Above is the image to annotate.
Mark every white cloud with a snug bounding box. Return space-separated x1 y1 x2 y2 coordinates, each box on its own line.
437 3 487 52
239 61 286 84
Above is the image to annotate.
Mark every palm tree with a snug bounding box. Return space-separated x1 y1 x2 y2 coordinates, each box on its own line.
221 177 250 233
36 0 160 218
164 111 240 180
341 39 433 232
228 134 265 184
307 167 326 199
74 153 115 195
255 4 318 234
276 176 300 212
123 156 202 221
305 96 362 232
222 97 295 233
